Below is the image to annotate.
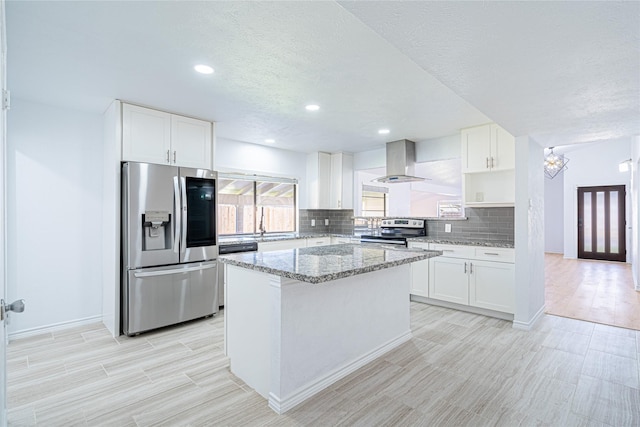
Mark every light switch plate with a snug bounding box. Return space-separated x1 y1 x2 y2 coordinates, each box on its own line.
445 223 452 233
325 219 329 226
311 219 316 227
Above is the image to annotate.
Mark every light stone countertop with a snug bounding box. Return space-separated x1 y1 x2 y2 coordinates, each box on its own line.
219 243 441 284
407 237 514 248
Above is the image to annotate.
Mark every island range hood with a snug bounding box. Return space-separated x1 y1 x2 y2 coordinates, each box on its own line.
373 139 426 183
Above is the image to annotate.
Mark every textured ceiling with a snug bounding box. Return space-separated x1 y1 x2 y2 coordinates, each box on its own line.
341 1 640 148
6 1 639 155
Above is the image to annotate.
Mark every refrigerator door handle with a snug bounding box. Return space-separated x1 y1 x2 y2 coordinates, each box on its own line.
180 176 188 253
173 176 181 253
133 263 217 278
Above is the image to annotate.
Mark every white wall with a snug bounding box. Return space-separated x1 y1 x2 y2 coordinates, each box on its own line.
631 136 640 288
514 136 545 329
7 98 104 336
562 139 632 259
215 137 308 207
544 172 564 253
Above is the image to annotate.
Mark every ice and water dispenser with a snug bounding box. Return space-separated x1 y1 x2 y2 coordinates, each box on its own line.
142 210 172 251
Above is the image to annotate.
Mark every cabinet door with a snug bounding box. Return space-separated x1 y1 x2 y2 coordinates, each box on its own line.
429 257 469 305
490 124 515 171
410 259 429 297
330 153 353 209
122 104 171 164
469 260 514 313
461 125 492 173
258 239 306 252
171 115 213 169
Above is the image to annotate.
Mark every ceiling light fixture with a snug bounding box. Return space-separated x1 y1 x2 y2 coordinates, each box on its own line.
619 159 632 172
305 104 320 111
194 64 214 74
264 139 275 144
544 147 569 179
378 129 390 135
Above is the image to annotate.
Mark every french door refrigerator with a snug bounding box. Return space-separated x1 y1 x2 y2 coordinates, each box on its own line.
122 162 218 335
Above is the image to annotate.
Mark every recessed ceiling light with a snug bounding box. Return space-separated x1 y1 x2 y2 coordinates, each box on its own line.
265 139 275 144
378 129 390 135
305 104 320 111
194 64 214 74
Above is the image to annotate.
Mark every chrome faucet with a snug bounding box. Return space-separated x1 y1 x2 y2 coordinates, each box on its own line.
259 207 266 237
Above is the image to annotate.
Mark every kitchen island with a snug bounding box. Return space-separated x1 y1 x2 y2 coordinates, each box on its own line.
218 243 441 414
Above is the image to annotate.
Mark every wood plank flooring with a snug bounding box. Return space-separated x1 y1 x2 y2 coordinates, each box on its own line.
545 253 640 330
8 303 640 426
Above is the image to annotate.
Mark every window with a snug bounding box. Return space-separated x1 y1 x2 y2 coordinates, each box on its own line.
361 185 388 217
218 173 297 236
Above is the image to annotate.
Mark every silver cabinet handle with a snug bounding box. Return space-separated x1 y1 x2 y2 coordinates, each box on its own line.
173 150 177 163
491 157 495 168
464 262 467 273
180 176 187 253
484 252 500 256
134 263 216 278
441 249 455 252
486 157 489 168
173 176 181 253
166 150 170 163
470 262 473 274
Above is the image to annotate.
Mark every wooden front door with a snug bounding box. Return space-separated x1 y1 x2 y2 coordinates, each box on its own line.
577 185 626 262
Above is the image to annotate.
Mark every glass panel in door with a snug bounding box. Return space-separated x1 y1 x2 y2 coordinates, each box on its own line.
185 177 216 247
577 185 626 262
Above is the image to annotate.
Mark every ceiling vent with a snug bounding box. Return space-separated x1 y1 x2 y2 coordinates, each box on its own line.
373 139 426 183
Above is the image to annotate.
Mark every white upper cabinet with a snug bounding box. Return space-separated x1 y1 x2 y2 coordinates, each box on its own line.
330 152 353 209
307 151 353 209
170 115 213 169
122 104 171 165
122 103 213 170
461 123 515 206
462 123 515 173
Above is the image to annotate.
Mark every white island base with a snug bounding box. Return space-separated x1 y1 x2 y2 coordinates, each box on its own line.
225 263 412 414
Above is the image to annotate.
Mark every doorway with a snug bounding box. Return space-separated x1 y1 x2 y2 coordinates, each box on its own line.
577 185 626 262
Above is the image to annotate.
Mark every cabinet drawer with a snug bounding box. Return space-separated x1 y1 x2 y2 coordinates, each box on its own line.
473 247 514 263
407 242 429 250
430 244 474 259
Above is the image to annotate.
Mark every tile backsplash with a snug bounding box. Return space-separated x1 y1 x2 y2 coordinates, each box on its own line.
426 207 514 243
299 209 354 235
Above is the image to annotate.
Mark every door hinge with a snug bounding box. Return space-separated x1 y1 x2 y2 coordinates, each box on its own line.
2 89 10 110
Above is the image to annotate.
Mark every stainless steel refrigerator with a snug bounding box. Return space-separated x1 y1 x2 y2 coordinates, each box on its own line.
122 162 218 336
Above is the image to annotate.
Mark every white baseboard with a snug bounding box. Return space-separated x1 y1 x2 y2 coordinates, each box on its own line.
512 305 546 331
268 330 412 414
8 315 103 341
410 295 514 321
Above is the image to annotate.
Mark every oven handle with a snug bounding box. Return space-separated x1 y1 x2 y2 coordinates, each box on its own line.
360 237 406 245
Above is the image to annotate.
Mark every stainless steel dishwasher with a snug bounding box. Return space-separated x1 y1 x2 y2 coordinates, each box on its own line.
217 241 259 308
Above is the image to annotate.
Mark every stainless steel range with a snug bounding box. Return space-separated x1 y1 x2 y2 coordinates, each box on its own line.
360 218 426 246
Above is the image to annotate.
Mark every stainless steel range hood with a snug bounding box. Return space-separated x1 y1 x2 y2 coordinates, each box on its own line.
373 139 426 183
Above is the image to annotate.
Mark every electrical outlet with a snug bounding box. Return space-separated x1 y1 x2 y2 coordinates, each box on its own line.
311 219 316 227
445 223 452 233
325 218 329 226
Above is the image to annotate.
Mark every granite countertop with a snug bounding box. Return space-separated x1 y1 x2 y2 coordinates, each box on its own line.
407 237 514 248
219 243 442 284
219 233 356 245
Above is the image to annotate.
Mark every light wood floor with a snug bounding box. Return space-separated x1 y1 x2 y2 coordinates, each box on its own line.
7 303 640 426
545 253 640 330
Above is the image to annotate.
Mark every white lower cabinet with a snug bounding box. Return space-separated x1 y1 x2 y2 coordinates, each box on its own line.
258 239 306 252
469 260 515 313
429 257 469 304
428 244 514 314
410 259 429 297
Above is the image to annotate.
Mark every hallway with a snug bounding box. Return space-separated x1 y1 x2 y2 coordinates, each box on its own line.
545 253 640 330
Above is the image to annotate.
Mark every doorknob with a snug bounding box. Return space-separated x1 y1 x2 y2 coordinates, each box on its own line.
1 299 25 321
